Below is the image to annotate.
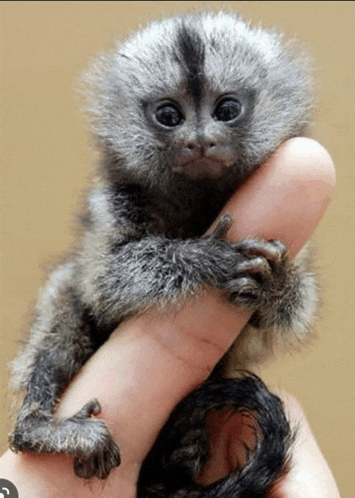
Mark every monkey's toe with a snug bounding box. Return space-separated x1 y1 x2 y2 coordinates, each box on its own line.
75 398 102 419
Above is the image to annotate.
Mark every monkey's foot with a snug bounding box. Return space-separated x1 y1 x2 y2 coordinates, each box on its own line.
10 398 120 480
67 399 121 479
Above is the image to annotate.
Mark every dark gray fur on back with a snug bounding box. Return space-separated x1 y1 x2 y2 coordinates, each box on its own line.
10 12 316 495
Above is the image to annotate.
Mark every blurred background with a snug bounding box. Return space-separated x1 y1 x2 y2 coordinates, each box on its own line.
1 2 354 494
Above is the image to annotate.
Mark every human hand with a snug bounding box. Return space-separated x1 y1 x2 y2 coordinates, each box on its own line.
0 138 337 497
268 392 341 498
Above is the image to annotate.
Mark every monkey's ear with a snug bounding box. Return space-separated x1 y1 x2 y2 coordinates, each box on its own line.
76 49 131 139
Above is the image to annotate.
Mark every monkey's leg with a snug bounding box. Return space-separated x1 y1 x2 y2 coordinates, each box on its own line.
138 375 292 498
10 263 120 479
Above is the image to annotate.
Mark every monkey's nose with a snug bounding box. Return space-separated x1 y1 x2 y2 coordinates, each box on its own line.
184 139 218 157
186 139 217 149
179 142 203 163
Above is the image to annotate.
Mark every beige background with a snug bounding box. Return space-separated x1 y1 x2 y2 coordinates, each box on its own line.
1 1 354 494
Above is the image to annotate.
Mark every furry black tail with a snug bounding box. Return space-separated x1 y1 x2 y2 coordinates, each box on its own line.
138 375 293 498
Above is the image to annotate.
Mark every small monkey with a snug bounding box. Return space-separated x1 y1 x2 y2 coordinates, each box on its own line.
10 12 316 496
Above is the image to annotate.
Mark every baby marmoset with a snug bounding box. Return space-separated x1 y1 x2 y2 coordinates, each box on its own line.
10 11 316 497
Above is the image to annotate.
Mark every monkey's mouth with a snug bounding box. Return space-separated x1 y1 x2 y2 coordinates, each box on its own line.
173 158 232 180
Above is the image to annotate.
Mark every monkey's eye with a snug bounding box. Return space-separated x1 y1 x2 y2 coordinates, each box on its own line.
155 104 184 128
213 98 243 122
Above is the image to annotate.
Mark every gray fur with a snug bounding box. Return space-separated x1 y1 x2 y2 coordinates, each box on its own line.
10 11 316 485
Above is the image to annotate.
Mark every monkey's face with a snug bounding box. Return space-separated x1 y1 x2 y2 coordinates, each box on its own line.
143 88 255 181
83 12 312 190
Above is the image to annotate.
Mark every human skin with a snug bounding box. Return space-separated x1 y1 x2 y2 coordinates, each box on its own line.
0 138 339 497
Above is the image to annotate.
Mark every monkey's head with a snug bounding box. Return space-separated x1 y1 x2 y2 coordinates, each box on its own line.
82 12 313 191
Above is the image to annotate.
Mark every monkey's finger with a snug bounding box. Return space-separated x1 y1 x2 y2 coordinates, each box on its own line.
209 214 233 240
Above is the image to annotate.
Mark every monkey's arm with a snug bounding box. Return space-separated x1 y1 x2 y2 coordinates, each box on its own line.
78 187 316 350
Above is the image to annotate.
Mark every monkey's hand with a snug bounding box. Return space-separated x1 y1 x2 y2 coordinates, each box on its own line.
9 399 120 479
213 215 316 337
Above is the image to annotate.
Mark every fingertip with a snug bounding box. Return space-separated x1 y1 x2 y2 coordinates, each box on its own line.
219 138 336 259
275 137 336 193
